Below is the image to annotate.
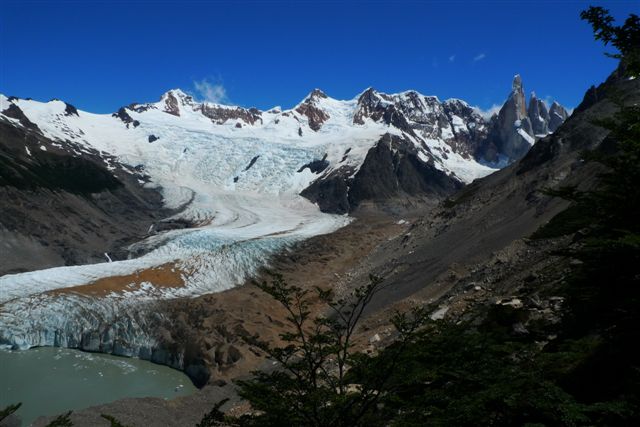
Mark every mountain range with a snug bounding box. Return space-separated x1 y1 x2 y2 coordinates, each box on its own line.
1 74 568 216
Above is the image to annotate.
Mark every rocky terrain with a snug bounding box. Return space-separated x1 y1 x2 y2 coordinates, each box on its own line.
345 64 635 326
0 116 176 276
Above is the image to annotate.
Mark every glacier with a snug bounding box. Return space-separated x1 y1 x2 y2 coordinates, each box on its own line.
0 88 497 362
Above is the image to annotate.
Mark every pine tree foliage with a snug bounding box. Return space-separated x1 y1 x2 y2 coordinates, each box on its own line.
44 411 73 427
580 6 640 75
101 413 133 427
195 399 230 427
205 273 427 427
0 403 21 423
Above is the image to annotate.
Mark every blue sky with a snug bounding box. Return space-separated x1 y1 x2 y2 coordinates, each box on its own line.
1 1 637 113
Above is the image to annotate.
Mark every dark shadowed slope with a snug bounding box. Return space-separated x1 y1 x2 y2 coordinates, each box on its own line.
0 115 170 275
362 64 639 313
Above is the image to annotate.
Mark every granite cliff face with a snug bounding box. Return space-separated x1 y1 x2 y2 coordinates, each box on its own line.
549 101 570 132
300 133 463 214
528 92 551 135
478 75 533 163
477 75 569 165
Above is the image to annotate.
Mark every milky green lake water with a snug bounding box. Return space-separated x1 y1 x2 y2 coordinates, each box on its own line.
0 347 196 426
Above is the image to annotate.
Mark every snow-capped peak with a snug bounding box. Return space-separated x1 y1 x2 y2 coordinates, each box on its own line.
161 88 192 101
158 89 196 116
304 88 328 102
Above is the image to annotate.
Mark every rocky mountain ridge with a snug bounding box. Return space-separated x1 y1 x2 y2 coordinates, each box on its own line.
2 75 568 217
115 76 569 174
477 75 570 164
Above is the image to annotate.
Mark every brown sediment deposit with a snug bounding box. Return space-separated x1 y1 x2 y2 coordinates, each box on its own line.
47 262 187 298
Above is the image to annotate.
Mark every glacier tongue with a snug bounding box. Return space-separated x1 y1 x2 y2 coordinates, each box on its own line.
0 201 349 352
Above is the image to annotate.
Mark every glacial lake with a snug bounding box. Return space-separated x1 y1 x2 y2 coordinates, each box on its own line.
0 347 197 426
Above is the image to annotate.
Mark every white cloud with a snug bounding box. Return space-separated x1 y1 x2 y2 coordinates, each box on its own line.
473 53 486 62
193 79 228 104
449 54 456 62
473 103 502 120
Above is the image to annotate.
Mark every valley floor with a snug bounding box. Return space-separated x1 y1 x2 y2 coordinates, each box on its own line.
29 211 411 426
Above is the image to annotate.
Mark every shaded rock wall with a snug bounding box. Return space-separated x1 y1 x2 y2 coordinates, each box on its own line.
301 134 462 214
